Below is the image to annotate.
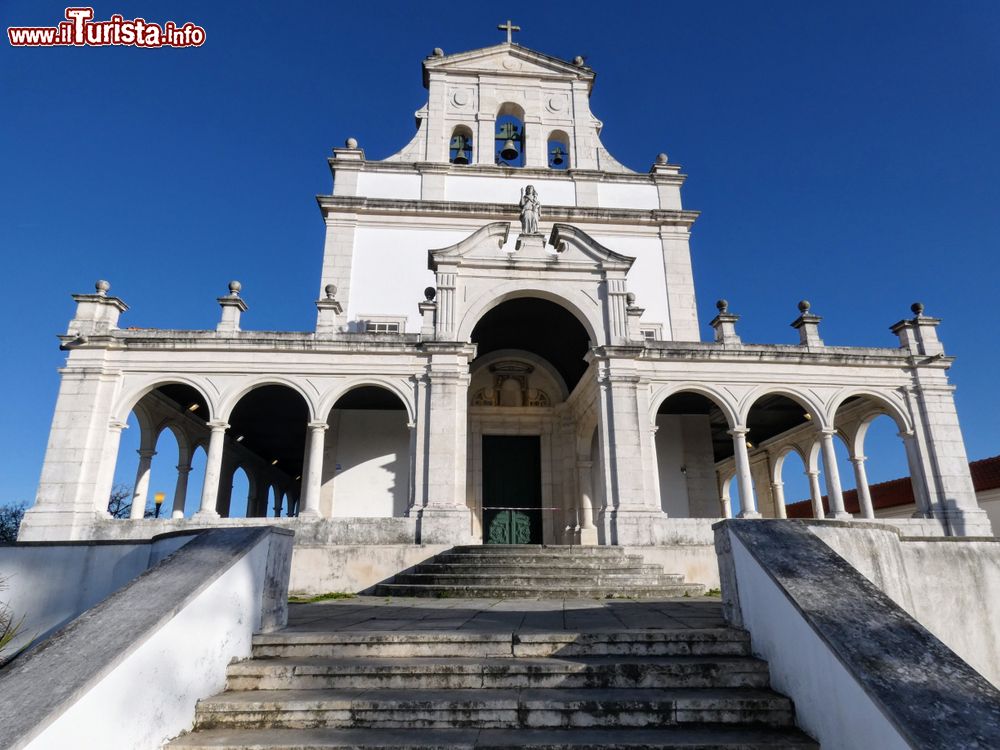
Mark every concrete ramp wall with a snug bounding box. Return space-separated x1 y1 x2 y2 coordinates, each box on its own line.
0 527 293 750
716 520 1000 750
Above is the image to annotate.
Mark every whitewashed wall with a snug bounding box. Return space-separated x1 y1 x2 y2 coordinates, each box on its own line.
327 409 410 518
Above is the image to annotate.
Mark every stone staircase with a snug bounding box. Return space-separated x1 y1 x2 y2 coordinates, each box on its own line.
373 545 707 599
170 627 817 749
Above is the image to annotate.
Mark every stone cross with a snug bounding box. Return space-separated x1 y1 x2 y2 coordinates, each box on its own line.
497 19 520 44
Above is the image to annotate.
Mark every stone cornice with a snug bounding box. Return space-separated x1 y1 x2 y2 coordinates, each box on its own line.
643 341 950 369
327 159 687 186
317 195 699 228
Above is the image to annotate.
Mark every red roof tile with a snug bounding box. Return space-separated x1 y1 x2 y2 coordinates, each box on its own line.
785 454 1000 517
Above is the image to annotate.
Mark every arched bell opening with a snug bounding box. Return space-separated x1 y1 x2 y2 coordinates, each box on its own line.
495 103 525 167
224 384 310 517
449 125 474 165
547 129 570 170
468 296 592 544
322 386 410 518
653 391 734 518
109 383 208 519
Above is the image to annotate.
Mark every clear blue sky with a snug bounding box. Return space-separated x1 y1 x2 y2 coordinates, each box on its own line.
1 1 998 509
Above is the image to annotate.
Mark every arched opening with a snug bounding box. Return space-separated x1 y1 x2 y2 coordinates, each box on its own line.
183 444 207 519
323 386 410 518
495 103 525 167
547 130 570 170
223 466 251 518
832 395 916 519
654 391 733 518
225 384 309 517
469 296 591 543
110 383 209 519
742 393 819 517
773 447 809 519
449 125 473 165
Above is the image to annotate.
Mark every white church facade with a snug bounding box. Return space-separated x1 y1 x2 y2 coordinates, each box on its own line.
19 36 992 548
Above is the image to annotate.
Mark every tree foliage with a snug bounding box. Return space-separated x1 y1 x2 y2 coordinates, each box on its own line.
0 502 27 543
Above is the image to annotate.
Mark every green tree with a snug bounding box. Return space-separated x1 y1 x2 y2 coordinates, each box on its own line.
0 502 27 543
107 484 156 519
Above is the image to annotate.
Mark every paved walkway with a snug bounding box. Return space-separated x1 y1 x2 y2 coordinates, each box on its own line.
286 596 726 634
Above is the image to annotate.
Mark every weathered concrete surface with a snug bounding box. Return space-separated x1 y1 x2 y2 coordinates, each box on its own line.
0 527 293 750
0 531 197 654
626 543 720 590
289 544 449 595
809 521 1000 687
717 519 1000 750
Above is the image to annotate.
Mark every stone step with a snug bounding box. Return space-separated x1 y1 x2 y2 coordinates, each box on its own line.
432 554 650 567
413 562 666 574
390 570 685 596
251 630 751 659
371 583 706 599
450 545 633 556
227 655 771 691
193 688 796 730
168 725 820 749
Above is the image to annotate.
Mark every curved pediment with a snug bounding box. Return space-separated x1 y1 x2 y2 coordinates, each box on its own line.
428 222 511 270
548 224 635 271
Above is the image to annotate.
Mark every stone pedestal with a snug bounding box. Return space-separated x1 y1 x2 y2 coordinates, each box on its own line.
415 506 474 545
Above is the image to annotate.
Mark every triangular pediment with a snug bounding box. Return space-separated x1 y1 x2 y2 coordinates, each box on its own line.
423 44 594 88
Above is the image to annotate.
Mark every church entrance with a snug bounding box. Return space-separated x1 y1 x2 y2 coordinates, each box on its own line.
481 435 542 544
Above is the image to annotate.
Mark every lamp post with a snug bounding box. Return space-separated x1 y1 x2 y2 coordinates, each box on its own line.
153 492 165 518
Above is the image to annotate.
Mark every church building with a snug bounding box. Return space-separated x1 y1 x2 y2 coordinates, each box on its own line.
18 31 991 549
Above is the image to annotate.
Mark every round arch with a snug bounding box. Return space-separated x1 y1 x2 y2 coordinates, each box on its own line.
739 386 827 428
113 376 216 424
648 383 739 430
827 389 912 435
218 377 317 423
457 286 601 346
772 444 808 484
318 378 416 424
154 420 192 457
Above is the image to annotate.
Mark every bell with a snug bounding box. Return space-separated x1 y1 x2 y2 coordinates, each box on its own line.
453 149 469 165
550 145 565 166
500 139 519 161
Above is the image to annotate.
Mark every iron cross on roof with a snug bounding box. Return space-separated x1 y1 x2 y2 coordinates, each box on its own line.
497 19 521 44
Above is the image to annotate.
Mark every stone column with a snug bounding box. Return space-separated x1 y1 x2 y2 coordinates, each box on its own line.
771 481 788 519
850 456 875 519
819 429 851 519
300 421 328 518
130 448 156 519
416 348 473 543
720 481 733 519
94 420 127 517
194 421 228 519
730 428 760 518
171 461 192 519
807 470 825 519
596 355 666 544
273 489 284 518
577 460 598 545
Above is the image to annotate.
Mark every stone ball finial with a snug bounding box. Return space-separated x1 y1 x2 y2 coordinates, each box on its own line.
432 47 444 57
95 279 110 296
911 301 925 316
572 55 585 66
626 292 636 306
798 299 811 314
424 286 437 302
228 280 242 296
716 299 729 314
345 137 359 149
324 283 337 300
655 153 668 165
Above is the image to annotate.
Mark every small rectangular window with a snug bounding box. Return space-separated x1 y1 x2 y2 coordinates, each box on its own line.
640 324 663 341
366 321 400 334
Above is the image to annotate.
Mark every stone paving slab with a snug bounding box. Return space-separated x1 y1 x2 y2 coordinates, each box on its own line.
284 596 725 634
169 725 820 749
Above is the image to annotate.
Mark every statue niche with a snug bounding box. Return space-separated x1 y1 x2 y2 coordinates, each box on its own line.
471 360 551 407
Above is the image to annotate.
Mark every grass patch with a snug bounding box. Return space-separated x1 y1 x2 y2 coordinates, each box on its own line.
704 588 722 597
288 591 357 603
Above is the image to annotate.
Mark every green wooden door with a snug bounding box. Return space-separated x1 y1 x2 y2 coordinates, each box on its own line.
482 435 542 544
